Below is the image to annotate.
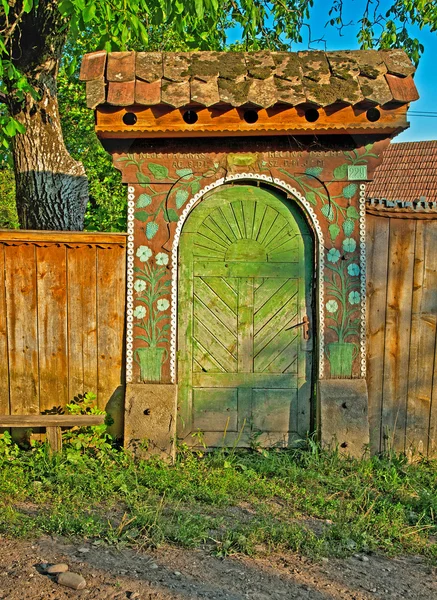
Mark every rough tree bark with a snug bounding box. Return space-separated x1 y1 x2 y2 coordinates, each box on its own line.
4 0 88 230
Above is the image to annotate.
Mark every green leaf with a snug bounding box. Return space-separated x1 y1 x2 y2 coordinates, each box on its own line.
305 166 323 178
136 172 150 186
83 2 96 23
346 206 360 219
136 194 152 208
306 191 317 205
148 163 169 180
164 208 179 222
329 223 341 241
176 168 193 179
343 218 355 237
321 203 335 222
135 211 150 222
191 180 201 194
333 164 348 180
343 183 358 200
175 189 189 208
146 222 159 239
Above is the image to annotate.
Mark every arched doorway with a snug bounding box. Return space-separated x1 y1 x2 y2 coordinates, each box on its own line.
177 184 314 447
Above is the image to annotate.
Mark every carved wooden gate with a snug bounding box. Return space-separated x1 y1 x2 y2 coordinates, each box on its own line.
177 184 314 447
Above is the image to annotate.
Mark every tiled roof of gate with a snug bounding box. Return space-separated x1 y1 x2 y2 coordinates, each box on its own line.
367 141 437 202
80 49 419 110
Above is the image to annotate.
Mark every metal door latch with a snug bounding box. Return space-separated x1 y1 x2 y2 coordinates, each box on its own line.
285 315 310 340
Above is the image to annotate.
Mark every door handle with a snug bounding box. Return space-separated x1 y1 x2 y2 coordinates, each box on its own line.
285 315 310 340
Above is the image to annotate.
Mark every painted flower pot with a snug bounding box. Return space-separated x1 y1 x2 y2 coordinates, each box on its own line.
134 346 167 382
326 342 358 378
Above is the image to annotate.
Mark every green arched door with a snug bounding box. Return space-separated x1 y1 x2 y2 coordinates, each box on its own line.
177 185 314 447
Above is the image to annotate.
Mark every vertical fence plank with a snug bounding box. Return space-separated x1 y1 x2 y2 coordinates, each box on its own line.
406 222 437 456
96 245 126 434
382 219 416 453
366 215 390 454
0 246 10 414
5 244 39 414
36 245 68 412
67 246 98 400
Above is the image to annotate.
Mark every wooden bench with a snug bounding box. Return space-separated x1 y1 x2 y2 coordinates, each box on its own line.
0 415 106 452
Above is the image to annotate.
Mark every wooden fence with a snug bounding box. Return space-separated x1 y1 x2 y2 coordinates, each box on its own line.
0 230 126 438
367 211 437 456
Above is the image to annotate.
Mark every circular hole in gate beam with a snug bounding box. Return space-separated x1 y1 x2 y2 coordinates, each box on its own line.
183 110 198 124
123 112 137 126
243 109 259 124
366 107 381 122
304 108 319 123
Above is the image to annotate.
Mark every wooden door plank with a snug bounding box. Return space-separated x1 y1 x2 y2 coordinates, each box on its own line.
194 261 300 278
382 219 416 453
96 246 125 418
5 244 39 414
198 224 230 250
194 232 228 254
366 215 390 454
194 277 238 333
193 298 237 354
232 200 246 238
0 246 10 414
193 318 237 372
255 330 298 373
201 277 238 314
252 202 266 241
221 203 242 240
254 279 288 313
242 200 255 241
257 206 278 244
262 216 288 249
254 279 298 334
67 246 98 400
209 210 237 243
36 245 68 411
193 372 298 388
203 216 233 245
237 278 254 373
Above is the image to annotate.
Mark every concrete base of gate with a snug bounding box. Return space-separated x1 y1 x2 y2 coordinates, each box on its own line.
124 383 177 462
317 379 369 458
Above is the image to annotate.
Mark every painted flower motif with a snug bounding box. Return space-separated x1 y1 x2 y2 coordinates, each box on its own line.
347 263 360 277
326 300 339 313
134 305 146 319
155 252 169 266
348 291 361 305
327 248 341 263
136 245 152 262
342 237 356 253
134 279 147 293
156 298 170 312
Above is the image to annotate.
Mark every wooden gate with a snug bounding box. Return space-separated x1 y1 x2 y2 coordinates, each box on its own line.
177 185 314 447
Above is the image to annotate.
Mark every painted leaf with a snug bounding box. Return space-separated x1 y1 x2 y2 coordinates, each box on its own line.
346 206 360 219
329 223 341 241
164 208 179 223
305 166 323 177
321 203 335 222
136 193 152 208
333 164 348 179
343 218 355 237
306 191 317 205
176 168 194 179
191 180 201 194
146 221 159 239
136 172 150 185
148 163 169 180
136 211 150 222
343 183 358 199
175 189 189 208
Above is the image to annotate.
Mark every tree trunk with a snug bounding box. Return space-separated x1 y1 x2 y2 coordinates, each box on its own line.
5 0 89 230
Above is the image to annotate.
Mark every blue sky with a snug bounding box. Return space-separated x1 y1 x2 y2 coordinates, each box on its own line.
237 1 437 142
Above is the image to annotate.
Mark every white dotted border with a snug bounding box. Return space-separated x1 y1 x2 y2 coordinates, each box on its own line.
359 184 367 378
170 173 326 383
126 186 136 383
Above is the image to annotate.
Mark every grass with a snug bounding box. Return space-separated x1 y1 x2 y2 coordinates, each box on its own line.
0 430 436 561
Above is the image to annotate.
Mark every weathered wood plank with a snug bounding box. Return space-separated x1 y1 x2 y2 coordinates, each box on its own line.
0 230 127 245
0 414 105 427
193 372 297 388
0 246 10 414
96 246 126 432
5 244 39 414
36 245 68 411
366 215 390 454
67 246 98 400
382 219 416 453
237 278 254 373
193 261 300 278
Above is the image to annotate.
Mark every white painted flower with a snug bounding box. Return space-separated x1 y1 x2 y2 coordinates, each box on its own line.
156 298 170 312
134 305 146 319
156 252 169 266
348 291 361 305
136 245 152 262
347 263 360 276
134 279 147 293
326 300 339 313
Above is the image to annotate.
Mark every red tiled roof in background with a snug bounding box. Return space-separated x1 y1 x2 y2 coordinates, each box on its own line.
367 141 437 202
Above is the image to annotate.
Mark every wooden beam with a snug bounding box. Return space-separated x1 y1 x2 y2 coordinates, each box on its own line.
0 230 127 246
0 415 105 427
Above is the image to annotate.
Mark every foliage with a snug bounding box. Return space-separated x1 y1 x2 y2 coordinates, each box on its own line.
0 429 436 560
0 167 18 228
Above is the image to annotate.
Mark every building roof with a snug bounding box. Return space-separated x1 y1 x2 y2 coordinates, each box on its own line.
367 141 437 202
80 49 418 110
